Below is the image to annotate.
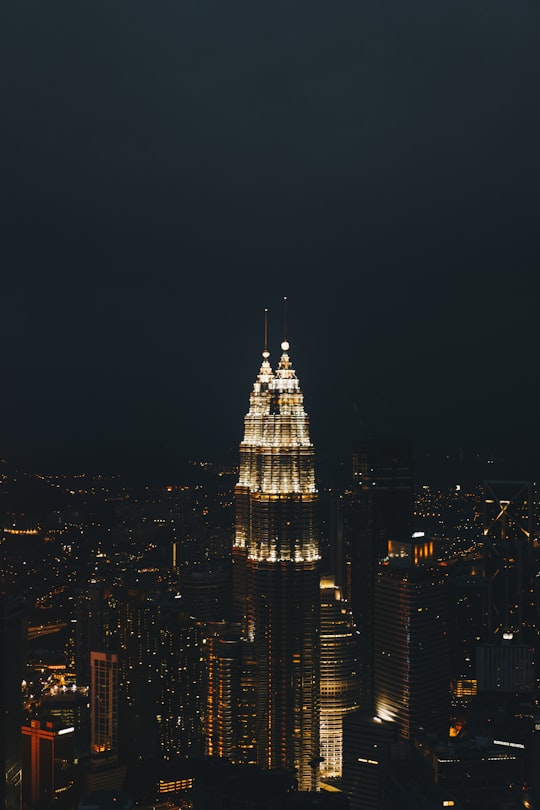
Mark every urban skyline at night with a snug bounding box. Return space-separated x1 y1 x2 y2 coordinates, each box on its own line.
0 321 539 808
1 0 540 807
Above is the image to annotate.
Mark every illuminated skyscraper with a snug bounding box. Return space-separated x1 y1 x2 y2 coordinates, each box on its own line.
233 329 320 790
90 651 119 762
319 577 360 778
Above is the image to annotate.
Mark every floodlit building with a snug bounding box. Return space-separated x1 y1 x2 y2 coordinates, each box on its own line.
233 326 320 790
319 577 360 778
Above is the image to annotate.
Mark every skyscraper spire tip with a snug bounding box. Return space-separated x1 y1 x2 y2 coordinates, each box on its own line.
281 296 289 352
263 307 270 359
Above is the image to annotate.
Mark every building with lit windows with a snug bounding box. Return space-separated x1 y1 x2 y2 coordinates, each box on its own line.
483 480 534 640
157 608 206 761
319 577 360 778
90 651 119 763
233 331 320 790
86 650 126 794
22 719 75 809
373 534 450 740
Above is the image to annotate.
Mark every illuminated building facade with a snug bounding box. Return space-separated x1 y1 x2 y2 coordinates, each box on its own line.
22 719 75 809
373 534 450 740
319 577 360 778
90 651 119 762
233 336 320 790
205 623 257 765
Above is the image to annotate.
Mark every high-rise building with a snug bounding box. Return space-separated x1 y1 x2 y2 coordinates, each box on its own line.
483 480 535 639
90 651 119 763
157 608 205 761
373 534 450 741
319 577 360 779
205 622 257 765
349 435 414 707
341 711 395 810
0 592 25 810
87 651 126 794
233 334 320 790
117 587 160 768
22 718 75 809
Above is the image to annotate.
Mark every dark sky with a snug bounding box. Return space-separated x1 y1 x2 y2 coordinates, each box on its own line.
1 0 539 478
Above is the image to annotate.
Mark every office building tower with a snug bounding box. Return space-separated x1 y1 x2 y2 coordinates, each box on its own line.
483 480 534 639
117 587 160 767
319 577 360 778
341 711 395 810
0 592 25 810
87 651 126 794
178 565 230 623
90 651 119 763
206 632 242 761
373 534 450 740
233 334 320 790
22 718 75 809
476 638 535 694
40 688 90 760
74 583 115 688
205 622 257 765
349 435 414 706
157 609 205 761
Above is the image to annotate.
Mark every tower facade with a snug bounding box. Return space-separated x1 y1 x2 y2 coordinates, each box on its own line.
233 337 320 790
319 577 360 778
349 435 414 707
373 534 450 740
483 479 534 639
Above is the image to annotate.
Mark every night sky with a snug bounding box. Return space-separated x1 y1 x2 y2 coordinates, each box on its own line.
2 0 539 480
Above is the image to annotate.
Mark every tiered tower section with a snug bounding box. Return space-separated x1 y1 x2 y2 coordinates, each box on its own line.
233 340 320 790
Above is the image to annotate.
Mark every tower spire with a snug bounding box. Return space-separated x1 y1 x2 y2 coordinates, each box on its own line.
263 307 269 359
282 296 289 351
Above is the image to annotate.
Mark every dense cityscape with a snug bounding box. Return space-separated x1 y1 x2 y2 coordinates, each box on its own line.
1 338 538 810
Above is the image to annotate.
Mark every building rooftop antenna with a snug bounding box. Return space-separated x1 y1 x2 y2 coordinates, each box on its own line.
263 307 270 359
282 296 289 351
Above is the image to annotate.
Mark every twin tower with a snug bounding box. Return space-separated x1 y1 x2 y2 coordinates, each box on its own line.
232 336 320 791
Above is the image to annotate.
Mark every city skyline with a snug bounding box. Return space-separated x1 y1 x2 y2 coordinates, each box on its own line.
2 0 539 480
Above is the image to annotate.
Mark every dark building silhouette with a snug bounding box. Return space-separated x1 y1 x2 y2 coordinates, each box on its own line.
349 435 414 706
483 480 535 640
22 718 75 809
478 480 537 707
157 607 206 761
373 534 450 740
0 592 25 810
191 759 297 810
341 711 395 810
